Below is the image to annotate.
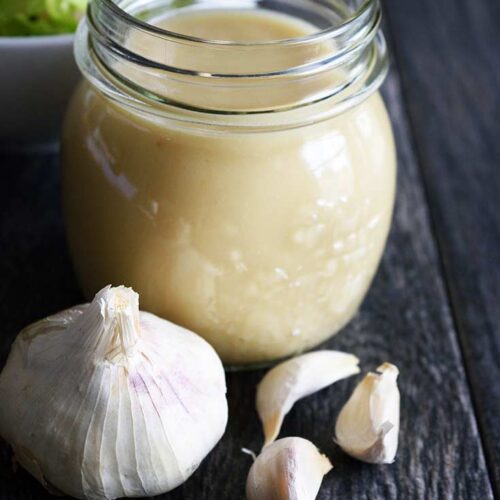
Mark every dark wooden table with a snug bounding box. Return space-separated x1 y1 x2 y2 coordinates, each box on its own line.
1 0 499 498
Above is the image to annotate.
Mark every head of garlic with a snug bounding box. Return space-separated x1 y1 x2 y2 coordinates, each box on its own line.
0 285 228 499
335 362 400 464
246 437 332 500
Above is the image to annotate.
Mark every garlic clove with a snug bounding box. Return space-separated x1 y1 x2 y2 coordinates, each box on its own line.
335 362 400 464
256 350 360 447
0 285 228 499
246 437 332 500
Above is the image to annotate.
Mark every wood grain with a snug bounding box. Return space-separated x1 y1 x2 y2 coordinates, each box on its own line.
383 0 500 494
0 63 494 498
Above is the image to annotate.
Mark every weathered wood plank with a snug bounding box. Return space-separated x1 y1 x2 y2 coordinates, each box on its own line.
0 61 493 498
383 0 500 493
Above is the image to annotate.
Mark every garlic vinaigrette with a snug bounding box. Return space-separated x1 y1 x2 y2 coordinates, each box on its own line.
62 0 396 365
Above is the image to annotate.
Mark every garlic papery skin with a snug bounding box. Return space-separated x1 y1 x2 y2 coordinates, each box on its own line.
256 351 360 447
335 362 400 464
246 437 332 500
0 285 228 499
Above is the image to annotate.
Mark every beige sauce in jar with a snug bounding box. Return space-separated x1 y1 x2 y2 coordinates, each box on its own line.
62 9 396 365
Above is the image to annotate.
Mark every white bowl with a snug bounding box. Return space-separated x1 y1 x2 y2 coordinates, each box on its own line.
0 34 81 150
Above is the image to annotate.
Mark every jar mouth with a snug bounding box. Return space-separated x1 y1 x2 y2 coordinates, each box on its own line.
76 0 389 126
100 0 374 47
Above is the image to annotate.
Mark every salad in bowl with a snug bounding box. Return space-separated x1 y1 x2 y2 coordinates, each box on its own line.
0 0 87 36
0 0 87 148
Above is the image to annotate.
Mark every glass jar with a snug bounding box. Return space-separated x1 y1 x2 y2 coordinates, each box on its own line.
62 0 396 366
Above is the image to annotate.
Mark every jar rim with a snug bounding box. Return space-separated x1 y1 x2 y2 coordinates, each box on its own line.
100 0 375 47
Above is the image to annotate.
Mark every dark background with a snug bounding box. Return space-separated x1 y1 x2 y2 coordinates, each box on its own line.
1 0 499 498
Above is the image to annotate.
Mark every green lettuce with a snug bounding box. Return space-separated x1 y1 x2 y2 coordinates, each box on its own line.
0 0 87 36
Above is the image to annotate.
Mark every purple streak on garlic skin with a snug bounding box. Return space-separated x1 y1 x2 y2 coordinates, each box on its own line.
129 372 148 393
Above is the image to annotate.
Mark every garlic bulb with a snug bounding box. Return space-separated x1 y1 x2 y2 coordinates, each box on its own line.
0 285 228 499
246 437 332 500
335 362 400 464
256 350 360 447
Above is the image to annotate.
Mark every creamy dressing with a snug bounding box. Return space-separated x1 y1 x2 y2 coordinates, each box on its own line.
62 9 396 364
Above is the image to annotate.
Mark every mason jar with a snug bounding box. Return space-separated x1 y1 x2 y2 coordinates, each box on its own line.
61 0 396 366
